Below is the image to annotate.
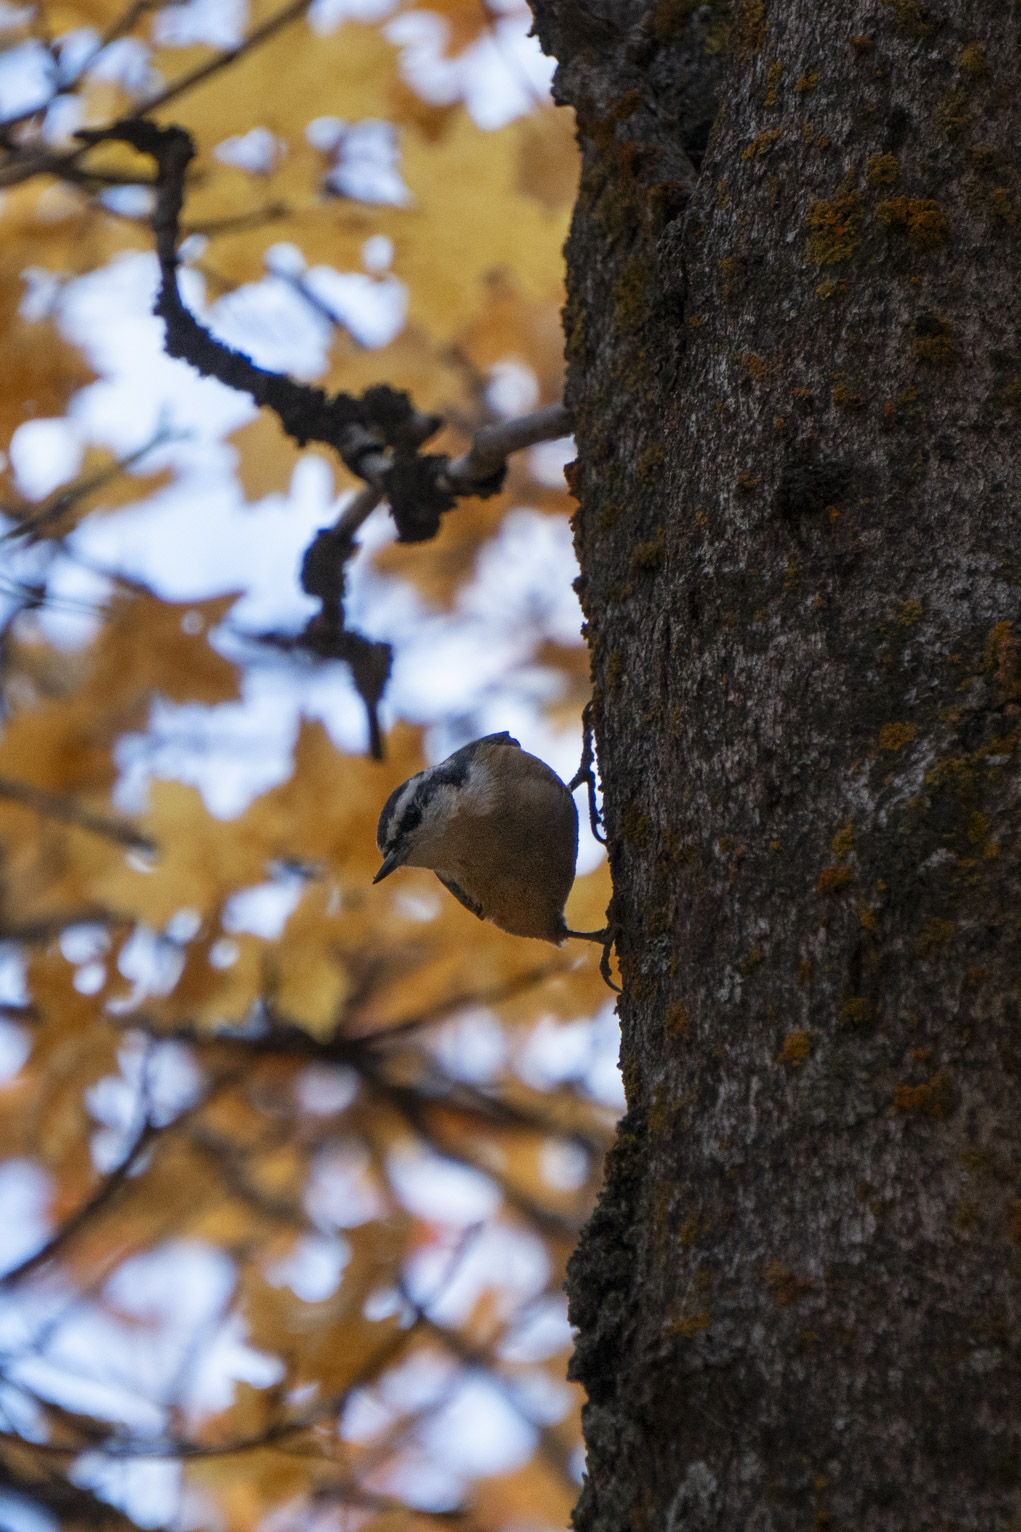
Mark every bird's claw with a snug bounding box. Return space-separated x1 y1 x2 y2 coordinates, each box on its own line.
568 700 606 845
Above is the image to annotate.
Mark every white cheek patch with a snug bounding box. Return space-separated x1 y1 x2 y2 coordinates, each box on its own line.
459 765 497 816
379 776 421 851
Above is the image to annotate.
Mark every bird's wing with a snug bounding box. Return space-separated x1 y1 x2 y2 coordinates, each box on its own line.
434 871 485 920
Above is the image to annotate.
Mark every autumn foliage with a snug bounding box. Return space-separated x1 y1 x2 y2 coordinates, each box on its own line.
0 2 613 1527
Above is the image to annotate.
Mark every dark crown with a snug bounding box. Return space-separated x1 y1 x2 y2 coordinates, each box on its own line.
375 733 521 853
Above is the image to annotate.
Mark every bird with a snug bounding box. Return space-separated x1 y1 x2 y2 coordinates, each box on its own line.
374 732 600 946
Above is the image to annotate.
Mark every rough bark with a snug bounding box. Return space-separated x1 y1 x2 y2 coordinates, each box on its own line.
529 1 1021 1527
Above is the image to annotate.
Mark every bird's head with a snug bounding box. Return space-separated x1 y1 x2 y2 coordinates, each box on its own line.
373 733 516 884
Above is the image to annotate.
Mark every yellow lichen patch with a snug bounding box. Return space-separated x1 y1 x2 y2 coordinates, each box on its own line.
879 721 917 751
867 153 900 186
636 442 665 485
718 254 741 301
612 254 652 329
934 89 973 137
764 60 784 106
778 1031 813 1066
796 71 820 93
916 917 954 956
877 196 948 249
840 997 874 1027
898 599 923 626
831 823 854 859
904 201 948 250
967 810 990 846
668 1311 711 1337
957 41 989 77
893 1070 952 1118
742 129 782 161
817 865 853 894
805 190 863 265
622 802 651 846
630 530 665 575
742 352 771 383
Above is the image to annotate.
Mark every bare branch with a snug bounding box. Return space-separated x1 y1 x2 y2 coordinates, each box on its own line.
444 402 573 492
0 774 157 853
0 1068 239 1290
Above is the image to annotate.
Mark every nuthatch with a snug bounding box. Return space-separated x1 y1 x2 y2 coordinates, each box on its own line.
374 732 599 946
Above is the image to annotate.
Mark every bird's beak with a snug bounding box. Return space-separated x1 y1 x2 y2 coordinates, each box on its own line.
373 848 405 884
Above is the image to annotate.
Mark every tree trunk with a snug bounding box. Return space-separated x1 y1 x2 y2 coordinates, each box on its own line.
529 0 1021 1526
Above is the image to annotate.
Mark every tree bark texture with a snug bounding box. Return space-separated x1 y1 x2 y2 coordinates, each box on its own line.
529 0 1021 1526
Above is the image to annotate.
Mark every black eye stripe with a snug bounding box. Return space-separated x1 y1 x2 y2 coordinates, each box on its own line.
397 800 422 838
377 780 414 851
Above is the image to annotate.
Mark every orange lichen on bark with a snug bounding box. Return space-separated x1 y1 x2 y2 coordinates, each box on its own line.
817 865 853 894
877 196 948 249
742 129 781 160
805 190 863 264
778 1031 813 1065
668 1311 711 1336
665 1000 690 1037
867 153 900 185
983 621 1020 702
917 917 954 956
879 721 918 750
893 1070 952 1117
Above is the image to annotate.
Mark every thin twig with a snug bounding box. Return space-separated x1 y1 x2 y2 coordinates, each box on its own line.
134 0 315 117
2 426 177 545
0 774 157 853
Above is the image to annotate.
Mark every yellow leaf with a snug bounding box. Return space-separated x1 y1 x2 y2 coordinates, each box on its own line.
87 591 242 708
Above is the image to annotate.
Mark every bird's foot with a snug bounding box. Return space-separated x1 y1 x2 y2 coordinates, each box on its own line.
564 924 620 991
568 700 605 845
